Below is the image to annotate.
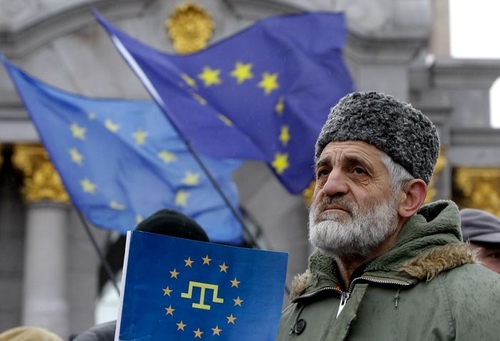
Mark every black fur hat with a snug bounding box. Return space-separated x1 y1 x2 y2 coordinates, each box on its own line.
315 91 440 184
136 209 210 242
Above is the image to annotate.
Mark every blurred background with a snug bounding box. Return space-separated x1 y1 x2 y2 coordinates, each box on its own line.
2 0 500 339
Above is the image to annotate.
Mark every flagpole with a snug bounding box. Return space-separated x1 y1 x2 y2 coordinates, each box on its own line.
142 98 268 248
184 140 269 250
97 16 269 250
161 113 268 249
75 209 120 295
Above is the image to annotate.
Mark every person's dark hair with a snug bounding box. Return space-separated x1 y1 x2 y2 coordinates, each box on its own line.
135 209 210 242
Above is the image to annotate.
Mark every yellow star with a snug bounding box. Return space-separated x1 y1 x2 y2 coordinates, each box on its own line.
198 67 221 87
233 297 243 306
70 123 86 140
226 314 237 324
230 278 240 288
258 72 279 95
87 112 96 120
275 96 285 115
184 257 194 267
170 268 179 279
271 153 289 175
230 62 253 84
194 328 203 338
212 325 222 336
80 178 96 194
176 321 186 331
158 150 177 163
181 73 197 88
279 126 290 146
192 93 207 105
175 190 190 207
109 201 125 210
182 172 200 186
163 286 172 296
133 128 148 145
136 214 143 224
202 255 212 265
105 119 119 132
165 305 175 316
69 148 83 165
217 114 233 127
219 263 229 273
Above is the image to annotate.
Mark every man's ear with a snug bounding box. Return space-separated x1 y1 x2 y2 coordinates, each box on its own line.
398 179 427 218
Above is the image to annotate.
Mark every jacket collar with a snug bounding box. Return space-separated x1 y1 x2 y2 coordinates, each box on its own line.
291 200 477 300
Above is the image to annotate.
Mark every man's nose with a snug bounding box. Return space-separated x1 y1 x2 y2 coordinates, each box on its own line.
321 169 349 197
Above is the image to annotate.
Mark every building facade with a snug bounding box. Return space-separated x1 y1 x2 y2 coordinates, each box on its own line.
1 0 500 339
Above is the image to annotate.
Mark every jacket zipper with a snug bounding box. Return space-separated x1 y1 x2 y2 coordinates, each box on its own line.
294 286 339 300
337 291 350 317
348 276 412 292
295 277 412 303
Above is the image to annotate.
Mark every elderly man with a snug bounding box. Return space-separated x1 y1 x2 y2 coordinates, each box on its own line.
277 91 500 340
460 208 500 274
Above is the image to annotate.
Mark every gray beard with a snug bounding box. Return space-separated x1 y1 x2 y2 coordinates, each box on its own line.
308 195 399 260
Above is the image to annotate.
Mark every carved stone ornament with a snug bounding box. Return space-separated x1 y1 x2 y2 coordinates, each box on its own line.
166 2 215 54
11 144 69 203
453 167 500 217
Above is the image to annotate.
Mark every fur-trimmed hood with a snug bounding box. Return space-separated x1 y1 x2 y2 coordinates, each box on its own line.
290 200 478 300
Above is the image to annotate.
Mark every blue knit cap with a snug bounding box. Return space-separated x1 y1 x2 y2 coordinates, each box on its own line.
314 91 440 184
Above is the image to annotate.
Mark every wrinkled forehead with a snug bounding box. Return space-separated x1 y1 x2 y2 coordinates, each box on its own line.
316 141 387 170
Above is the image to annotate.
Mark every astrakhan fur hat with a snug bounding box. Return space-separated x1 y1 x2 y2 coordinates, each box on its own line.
315 91 439 184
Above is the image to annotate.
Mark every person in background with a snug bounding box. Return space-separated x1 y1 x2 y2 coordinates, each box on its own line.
460 208 500 274
0 326 63 341
73 209 210 341
277 91 500 341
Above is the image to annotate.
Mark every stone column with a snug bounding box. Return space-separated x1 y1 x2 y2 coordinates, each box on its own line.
428 0 450 57
12 144 70 338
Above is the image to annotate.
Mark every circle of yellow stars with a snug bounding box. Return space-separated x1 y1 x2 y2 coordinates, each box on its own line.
162 255 244 338
67 109 207 218
180 61 291 176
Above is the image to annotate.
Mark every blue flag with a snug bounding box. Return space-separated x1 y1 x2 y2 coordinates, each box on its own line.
94 10 354 194
2 56 244 245
117 231 288 341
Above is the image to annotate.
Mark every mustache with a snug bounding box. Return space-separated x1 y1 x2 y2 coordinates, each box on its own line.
313 196 354 213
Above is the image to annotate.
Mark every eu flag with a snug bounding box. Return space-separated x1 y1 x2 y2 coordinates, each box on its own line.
94 11 354 194
2 56 244 245
117 231 288 341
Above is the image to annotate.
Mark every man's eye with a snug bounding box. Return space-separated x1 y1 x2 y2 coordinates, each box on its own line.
316 169 329 178
353 167 366 175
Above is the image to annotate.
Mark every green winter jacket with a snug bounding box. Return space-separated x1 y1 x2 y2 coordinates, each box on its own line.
277 200 500 341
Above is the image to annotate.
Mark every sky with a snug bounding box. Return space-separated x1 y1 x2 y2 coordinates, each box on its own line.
449 0 500 127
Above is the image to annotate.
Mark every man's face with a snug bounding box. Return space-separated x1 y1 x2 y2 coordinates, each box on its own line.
469 242 500 274
309 141 400 260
